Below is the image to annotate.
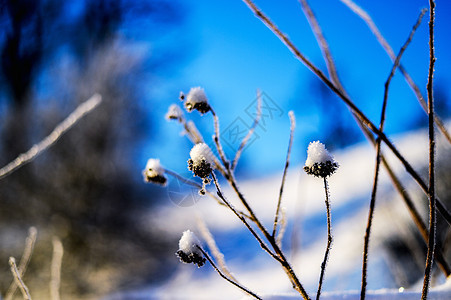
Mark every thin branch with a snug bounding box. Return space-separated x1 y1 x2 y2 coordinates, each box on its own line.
422 1 437 298
0 94 102 179
272 111 295 237
211 108 230 171
339 0 451 144
316 178 332 300
231 90 262 170
196 246 262 299
276 207 288 248
183 120 204 144
299 0 346 94
9 257 32 300
361 9 427 299
211 172 281 263
50 237 64 300
196 216 238 282
5 227 37 300
241 0 451 225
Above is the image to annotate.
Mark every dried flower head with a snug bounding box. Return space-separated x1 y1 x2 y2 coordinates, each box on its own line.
188 143 215 179
165 104 185 122
304 141 338 178
176 230 205 267
142 158 167 186
183 87 211 114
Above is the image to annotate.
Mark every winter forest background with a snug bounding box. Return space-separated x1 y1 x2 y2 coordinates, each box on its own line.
0 0 450 299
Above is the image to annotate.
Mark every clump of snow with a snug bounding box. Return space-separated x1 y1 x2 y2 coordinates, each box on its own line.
304 141 338 178
188 143 215 179
183 87 211 114
165 104 185 122
142 158 167 186
176 230 206 267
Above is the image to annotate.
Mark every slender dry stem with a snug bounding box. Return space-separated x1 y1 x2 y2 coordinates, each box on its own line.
316 178 332 300
50 238 64 300
241 0 451 225
9 257 32 300
422 1 437 298
5 227 37 300
339 0 451 144
196 216 238 282
211 108 230 171
0 94 102 179
272 111 295 237
231 90 262 170
361 10 426 299
196 246 262 299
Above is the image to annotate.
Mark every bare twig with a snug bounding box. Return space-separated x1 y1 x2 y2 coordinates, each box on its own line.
316 178 332 300
211 108 230 171
5 227 37 300
231 90 262 170
422 1 437 298
196 246 262 299
339 0 451 144
361 9 427 299
184 120 205 144
196 216 238 282
241 0 451 225
0 94 102 179
50 238 64 300
272 111 295 237
9 257 32 300
211 172 280 263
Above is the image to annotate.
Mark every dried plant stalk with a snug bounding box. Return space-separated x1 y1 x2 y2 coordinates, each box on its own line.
9 257 32 300
50 238 64 300
0 94 102 179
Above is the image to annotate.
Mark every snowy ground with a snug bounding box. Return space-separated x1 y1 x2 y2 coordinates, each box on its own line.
108 126 451 299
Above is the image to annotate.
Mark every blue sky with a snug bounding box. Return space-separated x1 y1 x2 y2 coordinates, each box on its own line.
148 0 451 176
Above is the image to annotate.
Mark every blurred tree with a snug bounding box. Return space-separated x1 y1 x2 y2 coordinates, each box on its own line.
0 0 185 298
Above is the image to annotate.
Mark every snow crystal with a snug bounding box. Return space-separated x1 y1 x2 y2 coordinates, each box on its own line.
304 141 338 178
177 230 206 267
142 158 167 186
165 104 184 122
184 87 210 114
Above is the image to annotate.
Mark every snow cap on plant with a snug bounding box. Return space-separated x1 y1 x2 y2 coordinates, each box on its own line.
165 104 184 122
176 230 205 267
142 158 167 186
182 87 211 114
188 143 215 179
304 141 338 178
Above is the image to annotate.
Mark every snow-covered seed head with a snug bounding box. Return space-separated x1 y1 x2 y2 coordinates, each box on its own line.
165 104 184 122
188 143 215 179
183 87 211 114
304 141 338 178
176 230 205 267
142 158 167 186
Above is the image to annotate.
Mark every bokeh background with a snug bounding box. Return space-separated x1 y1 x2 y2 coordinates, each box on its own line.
0 0 450 299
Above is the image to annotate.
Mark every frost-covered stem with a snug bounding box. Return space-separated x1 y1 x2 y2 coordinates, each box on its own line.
50 238 64 300
196 216 238 282
182 119 204 144
340 0 451 144
5 227 37 300
196 246 262 299
211 108 230 171
211 172 280 262
9 257 32 300
422 1 437 298
241 0 451 226
361 11 425 299
214 172 311 299
299 0 346 94
0 94 102 180
272 111 295 238
317 178 332 300
231 90 262 170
